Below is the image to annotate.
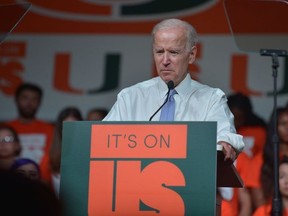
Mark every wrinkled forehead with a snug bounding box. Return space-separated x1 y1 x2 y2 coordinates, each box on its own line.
153 28 187 47
154 26 187 39
153 28 189 50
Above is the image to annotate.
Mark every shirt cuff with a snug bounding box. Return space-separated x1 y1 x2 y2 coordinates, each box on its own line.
217 134 245 152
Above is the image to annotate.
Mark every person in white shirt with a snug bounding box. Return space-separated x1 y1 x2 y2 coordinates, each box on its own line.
103 18 244 163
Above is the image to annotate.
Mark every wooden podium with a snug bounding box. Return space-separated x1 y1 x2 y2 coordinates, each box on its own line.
60 121 242 216
216 145 243 215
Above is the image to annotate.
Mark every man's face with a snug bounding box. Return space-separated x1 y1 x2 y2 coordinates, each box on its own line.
153 26 196 86
16 90 41 119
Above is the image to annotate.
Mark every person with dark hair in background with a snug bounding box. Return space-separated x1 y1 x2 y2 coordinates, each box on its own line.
5 82 55 187
227 92 266 130
227 92 267 213
49 106 83 195
11 158 41 181
86 107 108 121
254 156 288 216
260 107 288 208
0 124 21 171
103 18 244 162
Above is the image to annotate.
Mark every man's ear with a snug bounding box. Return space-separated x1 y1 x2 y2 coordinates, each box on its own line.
189 46 197 64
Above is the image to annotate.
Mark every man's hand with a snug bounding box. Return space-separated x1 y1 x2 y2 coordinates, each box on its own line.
219 141 238 164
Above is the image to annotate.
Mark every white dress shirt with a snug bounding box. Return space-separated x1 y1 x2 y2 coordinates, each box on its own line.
103 74 244 151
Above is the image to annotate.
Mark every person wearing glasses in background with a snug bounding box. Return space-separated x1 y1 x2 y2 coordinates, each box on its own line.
0 124 21 171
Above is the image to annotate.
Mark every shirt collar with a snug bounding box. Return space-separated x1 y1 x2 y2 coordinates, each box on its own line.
157 77 169 99
174 74 191 99
157 73 192 99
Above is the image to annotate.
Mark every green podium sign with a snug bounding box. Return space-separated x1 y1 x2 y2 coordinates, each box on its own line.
60 121 218 215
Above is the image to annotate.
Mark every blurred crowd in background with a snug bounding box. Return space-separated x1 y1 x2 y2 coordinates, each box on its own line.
1 82 288 216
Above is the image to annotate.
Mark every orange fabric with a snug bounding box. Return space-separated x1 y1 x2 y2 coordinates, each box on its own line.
237 126 266 189
246 152 263 188
221 197 237 216
6 119 54 186
253 204 271 216
253 203 288 216
238 126 266 157
236 152 251 185
39 152 53 187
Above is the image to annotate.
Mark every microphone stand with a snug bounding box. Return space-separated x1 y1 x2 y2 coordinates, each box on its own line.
149 88 171 121
260 49 288 216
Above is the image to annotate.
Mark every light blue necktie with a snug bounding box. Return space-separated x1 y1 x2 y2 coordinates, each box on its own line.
160 89 176 121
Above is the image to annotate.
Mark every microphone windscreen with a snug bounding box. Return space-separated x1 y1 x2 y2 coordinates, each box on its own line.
167 81 174 90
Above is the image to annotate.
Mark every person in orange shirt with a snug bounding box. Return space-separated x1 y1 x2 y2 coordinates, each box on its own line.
224 92 267 214
254 155 288 216
5 83 54 187
227 93 266 161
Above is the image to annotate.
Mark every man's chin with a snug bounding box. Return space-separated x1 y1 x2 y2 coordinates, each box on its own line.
160 74 174 82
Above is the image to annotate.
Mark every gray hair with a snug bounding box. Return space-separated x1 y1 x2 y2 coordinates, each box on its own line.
152 18 198 50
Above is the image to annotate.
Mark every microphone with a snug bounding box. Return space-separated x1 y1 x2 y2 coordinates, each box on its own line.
149 80 174 121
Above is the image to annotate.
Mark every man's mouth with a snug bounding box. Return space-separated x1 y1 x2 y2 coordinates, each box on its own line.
160 69 173 73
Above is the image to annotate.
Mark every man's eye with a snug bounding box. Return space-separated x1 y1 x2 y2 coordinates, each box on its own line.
170 51 179 55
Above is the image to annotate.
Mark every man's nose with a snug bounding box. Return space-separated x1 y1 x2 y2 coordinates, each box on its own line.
162 53 170 65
